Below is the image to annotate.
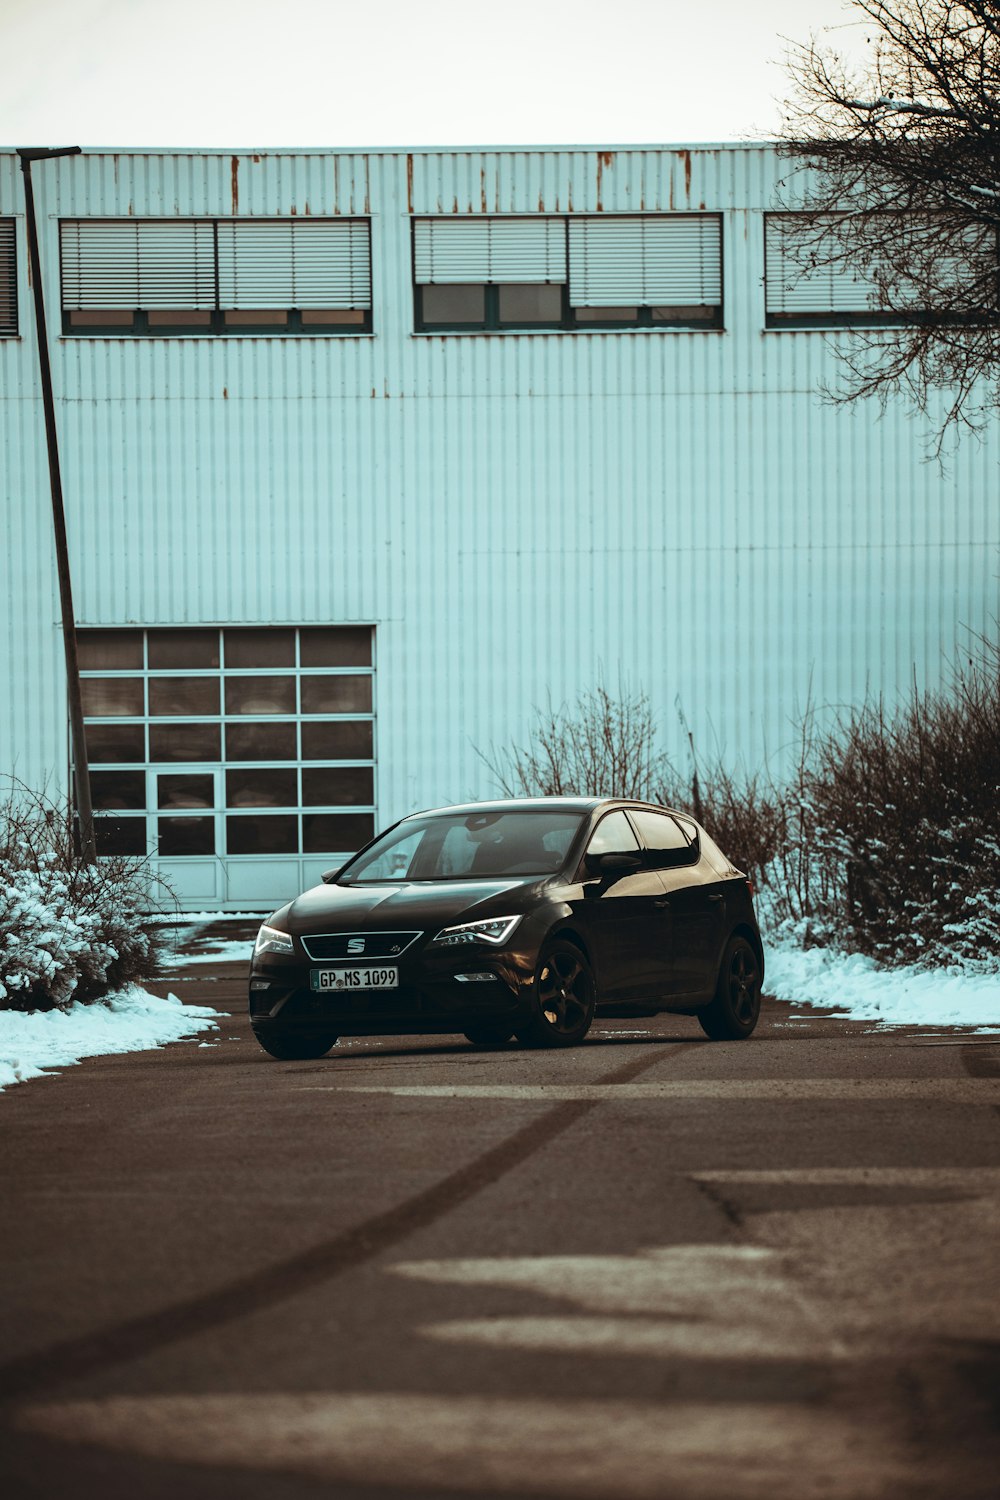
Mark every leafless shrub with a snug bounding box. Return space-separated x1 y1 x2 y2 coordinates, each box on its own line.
480 684 682 802
796 637 1000 964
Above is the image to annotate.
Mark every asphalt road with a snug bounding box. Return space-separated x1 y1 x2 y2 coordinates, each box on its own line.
1 944 999 1500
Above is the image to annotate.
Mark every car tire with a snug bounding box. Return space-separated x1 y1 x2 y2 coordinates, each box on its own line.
698 935 761 1040
515 939 596 1049
252 1028 339 1060
463 1022 516 1046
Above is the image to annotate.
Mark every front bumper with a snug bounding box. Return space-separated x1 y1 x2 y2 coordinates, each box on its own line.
249 939 535 1037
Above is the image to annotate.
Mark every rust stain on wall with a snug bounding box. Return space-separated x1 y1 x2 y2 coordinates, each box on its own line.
596 150 614 212
231 156 239 214
222 387 228 400
677 149 692 198
406 154 414 214
481 168 487 213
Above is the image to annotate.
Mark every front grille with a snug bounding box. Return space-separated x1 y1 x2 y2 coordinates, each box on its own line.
300 931 422 960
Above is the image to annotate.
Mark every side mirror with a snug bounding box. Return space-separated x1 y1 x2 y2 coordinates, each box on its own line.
321 867 342 884
585 851 643 877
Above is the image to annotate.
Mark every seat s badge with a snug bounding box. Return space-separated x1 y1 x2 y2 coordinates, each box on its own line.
347 937 365 955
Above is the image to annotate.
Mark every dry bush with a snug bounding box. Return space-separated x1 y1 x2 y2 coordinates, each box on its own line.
481 685 681 802
798 639 1000 965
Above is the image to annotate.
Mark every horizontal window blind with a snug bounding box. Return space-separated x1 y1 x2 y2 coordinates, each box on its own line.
61 218 372 312
61 220 217 310
0 219 15 335
568 215 722 307
216 220 371 309
765 214 881 314
769 214 997 316
414 217 567 284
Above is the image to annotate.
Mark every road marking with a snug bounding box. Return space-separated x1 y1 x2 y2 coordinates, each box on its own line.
907 1037 1000 1046
420 1315 826 1360
14 1393 916 1498
298 1079 999 1102
692 1167 1000 1187
391 1243 842 1361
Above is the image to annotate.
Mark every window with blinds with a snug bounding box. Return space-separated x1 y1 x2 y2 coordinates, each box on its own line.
0 220 16 337
765 212 996 327
413 214 723 331
60 218 372 335
568 216 721 308
764 215 886 326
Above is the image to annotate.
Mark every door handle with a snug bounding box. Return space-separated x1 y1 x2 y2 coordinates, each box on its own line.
708 894 724 904
654 897 672 909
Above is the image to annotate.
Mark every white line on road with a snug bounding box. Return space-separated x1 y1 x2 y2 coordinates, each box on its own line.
692 1167 1000 1186
297 1080 998 1102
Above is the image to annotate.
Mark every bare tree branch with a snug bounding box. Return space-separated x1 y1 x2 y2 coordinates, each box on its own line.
778 0 1000 440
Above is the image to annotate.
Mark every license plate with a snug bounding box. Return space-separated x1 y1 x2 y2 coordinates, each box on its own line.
309 966 399 992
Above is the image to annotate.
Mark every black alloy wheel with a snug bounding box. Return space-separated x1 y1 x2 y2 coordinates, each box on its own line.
463 1021 516 1046
516 939 596 1049
252 1028 340 1060
698 935 761 1040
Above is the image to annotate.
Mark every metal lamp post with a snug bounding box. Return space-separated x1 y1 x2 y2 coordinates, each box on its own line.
17 146 96 864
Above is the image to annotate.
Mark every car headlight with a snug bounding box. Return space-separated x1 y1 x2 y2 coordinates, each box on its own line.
429 915 521 947
254 923 294 956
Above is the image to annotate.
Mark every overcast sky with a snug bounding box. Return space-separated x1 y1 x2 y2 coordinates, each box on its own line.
0 0 868 150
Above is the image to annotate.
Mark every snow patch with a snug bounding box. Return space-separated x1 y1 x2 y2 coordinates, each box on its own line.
144 910 269 924
157 938 253 968
766 943 1000 1030
0 986 220 1090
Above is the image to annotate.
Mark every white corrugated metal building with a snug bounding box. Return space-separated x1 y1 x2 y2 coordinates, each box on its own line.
1 144 997 908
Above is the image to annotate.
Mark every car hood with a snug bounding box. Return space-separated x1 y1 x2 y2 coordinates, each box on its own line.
283 876 545 934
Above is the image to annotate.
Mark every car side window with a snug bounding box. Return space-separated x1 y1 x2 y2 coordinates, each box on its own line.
586 810 640 858
630 809 692 854
673 815 698 846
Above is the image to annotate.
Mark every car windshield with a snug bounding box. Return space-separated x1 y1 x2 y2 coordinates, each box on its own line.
339 810 584 883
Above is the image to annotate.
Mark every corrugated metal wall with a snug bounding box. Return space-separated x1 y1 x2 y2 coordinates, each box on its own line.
2 146 998 904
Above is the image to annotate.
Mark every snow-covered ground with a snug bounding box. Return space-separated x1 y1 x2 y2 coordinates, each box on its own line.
0 986 219 1091
766 943 1000 1030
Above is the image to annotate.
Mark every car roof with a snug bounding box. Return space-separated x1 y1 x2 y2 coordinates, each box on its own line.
403 796 603 820
402 796 697 822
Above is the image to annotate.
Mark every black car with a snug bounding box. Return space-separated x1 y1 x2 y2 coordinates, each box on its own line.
249 797 764 1059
